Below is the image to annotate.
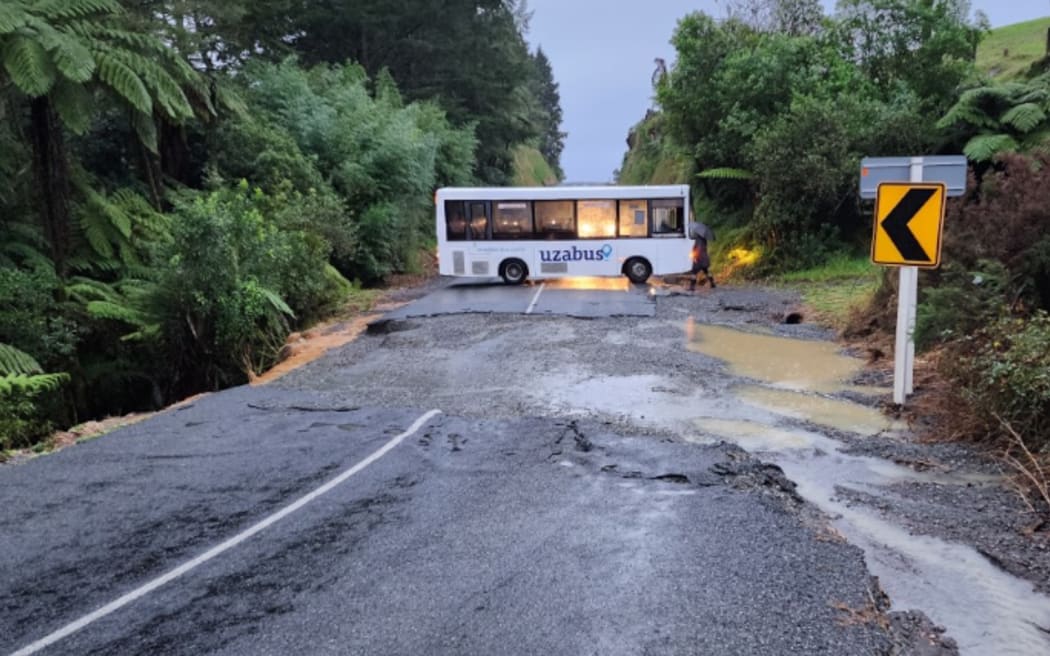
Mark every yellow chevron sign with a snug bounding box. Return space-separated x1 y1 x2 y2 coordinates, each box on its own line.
871 182 946 268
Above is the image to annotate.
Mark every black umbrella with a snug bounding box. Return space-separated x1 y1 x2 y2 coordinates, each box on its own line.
688 221 715 242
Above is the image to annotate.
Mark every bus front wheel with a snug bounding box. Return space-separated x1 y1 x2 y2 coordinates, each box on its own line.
624 258 652 284
501 259 528 285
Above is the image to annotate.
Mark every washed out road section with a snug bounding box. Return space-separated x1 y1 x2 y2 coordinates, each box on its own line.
2 402 891 655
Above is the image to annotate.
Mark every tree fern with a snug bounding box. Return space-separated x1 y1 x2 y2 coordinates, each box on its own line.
936 100 995 130
0 372 69 394
0 342 42 375
36 0 122 21
2 34 56 96
0 221 52 271
1 0 209 277
94 52 151 114
70 174 167 270
1001 103 1046 134
964 134 1019 162
0 5 31 34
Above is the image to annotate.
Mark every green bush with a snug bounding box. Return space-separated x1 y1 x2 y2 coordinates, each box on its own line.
0 267 79 371
914 261 1009 351
947 312 1050 452
154 184 342 388
0 343 69 451
224 59 476 284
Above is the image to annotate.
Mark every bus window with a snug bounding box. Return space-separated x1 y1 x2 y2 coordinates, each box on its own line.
576 200 616 238
468 202 489 240
446 201 467 240
534 200 575 238
618 200 648 238
493 202 533 239
651 199 685 234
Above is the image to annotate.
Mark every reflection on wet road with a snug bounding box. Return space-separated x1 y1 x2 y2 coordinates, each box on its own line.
385 277 655 319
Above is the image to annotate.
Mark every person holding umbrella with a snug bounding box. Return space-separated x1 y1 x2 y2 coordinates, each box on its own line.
688 214 716 290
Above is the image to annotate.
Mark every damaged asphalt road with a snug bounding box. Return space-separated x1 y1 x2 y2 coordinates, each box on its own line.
0 283 985 655
1 387 895 656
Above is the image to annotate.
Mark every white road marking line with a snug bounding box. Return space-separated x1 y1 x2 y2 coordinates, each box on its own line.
525 282 546 314
9 408 443 656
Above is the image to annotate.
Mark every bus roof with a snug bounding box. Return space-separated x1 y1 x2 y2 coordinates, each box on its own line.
436 185 688 202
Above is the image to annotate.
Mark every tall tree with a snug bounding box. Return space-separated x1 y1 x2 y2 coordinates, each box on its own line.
286 0 541 184
0 0 207 276
834 0 984 113
530 47 565 180
720 0 825 35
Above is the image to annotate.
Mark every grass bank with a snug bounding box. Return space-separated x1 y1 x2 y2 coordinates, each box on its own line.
977 16 1050 80
772 255 881 330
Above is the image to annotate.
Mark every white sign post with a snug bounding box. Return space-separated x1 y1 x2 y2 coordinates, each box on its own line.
863 155 962 406
890 160 920 403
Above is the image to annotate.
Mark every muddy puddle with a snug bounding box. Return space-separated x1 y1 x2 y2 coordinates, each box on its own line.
686 322 882 394
684 320 1050 655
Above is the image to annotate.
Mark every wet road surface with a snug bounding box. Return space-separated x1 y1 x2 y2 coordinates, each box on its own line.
1 385 886 655
384 277 656 319
4 280 1047 654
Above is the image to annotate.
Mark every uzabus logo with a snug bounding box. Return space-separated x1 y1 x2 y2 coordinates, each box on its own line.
538 244 613 263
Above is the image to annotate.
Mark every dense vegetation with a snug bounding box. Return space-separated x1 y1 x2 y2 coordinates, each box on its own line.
620 0 1050 505
0 0 564 451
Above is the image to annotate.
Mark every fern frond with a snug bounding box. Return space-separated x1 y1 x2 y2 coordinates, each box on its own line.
0 372 68 394
1014 88 1050 106
85 300 148 325
259 286 295 318
132 106 158 153
1001 103 1046 134
95 51 151 114
35 0 122 21
108 49 192 120
79 208 114 259
964 133 1020 162
1 242 53 270
937 102 996 130
66 276 120 303
48 28 94 82
0 343 42 375
78 24 164 54
0 4 31 35
2 221 47 247
213 81 247 118
697 167 753 180
2 34 56 96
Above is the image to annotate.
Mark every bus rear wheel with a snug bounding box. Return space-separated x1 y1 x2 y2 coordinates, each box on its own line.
624 258 652 284
500 259 528 285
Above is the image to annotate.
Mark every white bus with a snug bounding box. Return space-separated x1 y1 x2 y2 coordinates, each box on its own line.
435 185 691 285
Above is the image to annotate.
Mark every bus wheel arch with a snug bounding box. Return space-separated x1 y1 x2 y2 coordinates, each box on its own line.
500 258 529 285
623 257 652 284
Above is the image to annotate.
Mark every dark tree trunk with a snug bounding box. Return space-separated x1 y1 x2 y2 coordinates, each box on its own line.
159 119 191 188
29 96 72 278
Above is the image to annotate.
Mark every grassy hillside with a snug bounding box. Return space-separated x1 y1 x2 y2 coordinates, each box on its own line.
977 16 1050 79
511 145 559 186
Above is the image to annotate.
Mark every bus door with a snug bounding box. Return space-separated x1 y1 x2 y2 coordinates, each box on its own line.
467 201 491 241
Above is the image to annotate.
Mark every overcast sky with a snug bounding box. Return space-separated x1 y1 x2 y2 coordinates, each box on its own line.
525 0 1050 183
